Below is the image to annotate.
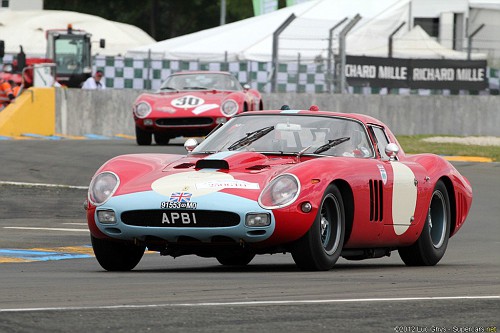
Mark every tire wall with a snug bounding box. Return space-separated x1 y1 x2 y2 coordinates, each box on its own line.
55 89 500 137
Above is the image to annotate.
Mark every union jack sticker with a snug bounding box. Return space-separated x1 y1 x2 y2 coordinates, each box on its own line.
169 192 192 202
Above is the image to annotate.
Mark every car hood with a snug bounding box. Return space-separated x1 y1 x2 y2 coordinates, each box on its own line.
112 151 296 202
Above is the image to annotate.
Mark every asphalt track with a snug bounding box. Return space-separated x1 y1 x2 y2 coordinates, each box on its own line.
0 139 499 333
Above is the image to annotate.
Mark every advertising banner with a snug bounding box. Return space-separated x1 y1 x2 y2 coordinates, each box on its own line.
345 56 488 90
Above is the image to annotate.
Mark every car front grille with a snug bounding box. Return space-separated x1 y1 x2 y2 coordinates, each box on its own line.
121 210 240 228
155 117 214 127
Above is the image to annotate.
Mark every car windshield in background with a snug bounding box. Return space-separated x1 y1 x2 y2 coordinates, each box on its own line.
160 73 243 91
193 114 375 158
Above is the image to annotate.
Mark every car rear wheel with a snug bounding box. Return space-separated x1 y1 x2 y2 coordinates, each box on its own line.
91 235 146 271
154 133 170 145
398 180 450 266
135 125 152 145
216 251 255 266
291 184 345 271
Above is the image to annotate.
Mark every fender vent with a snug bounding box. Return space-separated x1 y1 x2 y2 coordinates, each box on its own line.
457 192 467 226
369 180 384 222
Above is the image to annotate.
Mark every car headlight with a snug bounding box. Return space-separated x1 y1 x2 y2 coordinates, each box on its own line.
134 102 152 118
221 99 239 117
258 174 300 209
88 172 120 206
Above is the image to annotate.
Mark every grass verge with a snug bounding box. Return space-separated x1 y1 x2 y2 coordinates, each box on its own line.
396 135 500 162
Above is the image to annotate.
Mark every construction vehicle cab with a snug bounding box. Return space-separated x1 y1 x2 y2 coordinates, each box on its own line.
46 24 104 87
0 25 104 88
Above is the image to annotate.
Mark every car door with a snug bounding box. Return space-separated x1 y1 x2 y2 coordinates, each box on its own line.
369 125 422 245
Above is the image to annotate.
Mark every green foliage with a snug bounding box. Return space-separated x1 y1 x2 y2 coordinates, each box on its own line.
44 0 254 41
397 135 500 162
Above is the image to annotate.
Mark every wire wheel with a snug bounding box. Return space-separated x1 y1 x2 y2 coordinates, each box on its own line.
398 180 451 266
291 184 345 271
428 190 447 249
320 193 342 256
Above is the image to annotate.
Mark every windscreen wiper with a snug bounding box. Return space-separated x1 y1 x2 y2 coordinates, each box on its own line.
183 86 208 90
313 137 350 154
227 126 275 151
160 86 178 91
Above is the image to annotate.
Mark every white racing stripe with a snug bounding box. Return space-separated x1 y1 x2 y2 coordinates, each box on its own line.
3 227 88 232
0 295 498 312
0 180 88 190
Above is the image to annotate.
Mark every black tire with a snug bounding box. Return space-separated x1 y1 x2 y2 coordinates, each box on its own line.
135 125 152 146
91 235 146 271
398 180 451 266
154 133 170 145
216 251 255 266
259 100 264 110
291 184 345 271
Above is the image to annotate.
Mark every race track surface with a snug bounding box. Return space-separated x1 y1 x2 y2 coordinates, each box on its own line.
0 140 498 332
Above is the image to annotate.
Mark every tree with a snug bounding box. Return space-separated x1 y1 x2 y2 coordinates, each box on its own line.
44 0 254 41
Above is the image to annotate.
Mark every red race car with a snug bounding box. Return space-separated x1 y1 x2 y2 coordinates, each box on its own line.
87 107 472 271
132 71 263 145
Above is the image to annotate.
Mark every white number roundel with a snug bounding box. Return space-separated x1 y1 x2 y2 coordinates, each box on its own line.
171 95 205 108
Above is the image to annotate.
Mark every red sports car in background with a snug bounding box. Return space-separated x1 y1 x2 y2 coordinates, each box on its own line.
87 107 472 271
132 71 263 145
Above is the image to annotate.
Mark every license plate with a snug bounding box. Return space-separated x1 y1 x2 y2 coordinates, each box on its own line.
121 209 240 228
162 212 197 225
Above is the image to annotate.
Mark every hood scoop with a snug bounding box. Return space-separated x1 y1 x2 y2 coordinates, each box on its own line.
196 151 269 170
195 159 229 170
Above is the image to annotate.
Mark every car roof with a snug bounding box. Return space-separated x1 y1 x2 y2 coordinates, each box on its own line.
237 109 387 128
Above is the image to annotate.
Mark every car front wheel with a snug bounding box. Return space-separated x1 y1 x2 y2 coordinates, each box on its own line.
291 184 345 271
154 133 170 145
91 235 146 271
135 125 152 145
398 180 451 266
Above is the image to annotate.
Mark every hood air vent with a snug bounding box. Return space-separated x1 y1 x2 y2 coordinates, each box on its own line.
246 165 270 170
173 163 196 169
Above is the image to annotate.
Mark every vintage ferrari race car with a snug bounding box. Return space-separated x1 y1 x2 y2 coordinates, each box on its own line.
132 71 263 145
87 107 472 271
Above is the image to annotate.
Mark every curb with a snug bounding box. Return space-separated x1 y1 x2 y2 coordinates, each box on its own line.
443 156 494 163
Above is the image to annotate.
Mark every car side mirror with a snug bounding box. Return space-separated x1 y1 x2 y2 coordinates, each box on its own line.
385 143 399 161
100 39 106 48
184 138 198 152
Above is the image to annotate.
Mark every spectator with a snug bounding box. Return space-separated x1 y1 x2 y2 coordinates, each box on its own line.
0 76 15 108
8 80 21 97
82 70 106 90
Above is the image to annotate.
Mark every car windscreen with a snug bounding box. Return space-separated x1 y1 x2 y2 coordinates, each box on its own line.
160 73 242 91
192 114 375 158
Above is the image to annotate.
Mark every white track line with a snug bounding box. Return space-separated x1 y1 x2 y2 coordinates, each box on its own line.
0 180 88 190
1 296 498 313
